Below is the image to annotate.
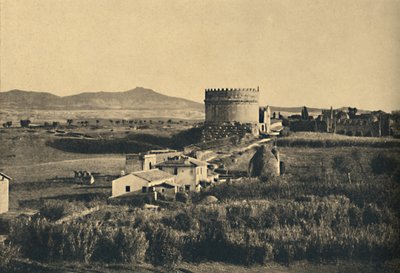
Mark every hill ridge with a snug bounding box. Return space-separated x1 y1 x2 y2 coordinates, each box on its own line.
0 87 203 111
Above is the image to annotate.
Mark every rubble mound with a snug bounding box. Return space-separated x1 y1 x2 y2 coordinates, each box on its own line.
248 145 280 179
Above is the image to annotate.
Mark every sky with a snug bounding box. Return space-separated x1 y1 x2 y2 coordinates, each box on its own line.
1 0 399 111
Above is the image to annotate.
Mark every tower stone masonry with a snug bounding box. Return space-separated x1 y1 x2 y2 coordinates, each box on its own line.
204 88 260 124
202 88 260 142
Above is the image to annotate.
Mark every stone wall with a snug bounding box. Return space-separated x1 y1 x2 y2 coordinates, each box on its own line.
201 122 258 142
335 119 381 137
289 120 328 132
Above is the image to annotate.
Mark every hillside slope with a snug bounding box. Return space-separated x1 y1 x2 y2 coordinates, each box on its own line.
0 87 203 111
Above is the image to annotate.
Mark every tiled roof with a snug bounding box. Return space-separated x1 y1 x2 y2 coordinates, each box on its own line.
132 169 174 182
157 156 207 167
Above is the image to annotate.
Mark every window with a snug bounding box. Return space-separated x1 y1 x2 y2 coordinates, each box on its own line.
125 186 131 192
174 167 178 175
185 185 191 191
142 187 147 193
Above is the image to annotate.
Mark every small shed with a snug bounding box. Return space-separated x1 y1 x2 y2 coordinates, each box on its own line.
0 173 12 214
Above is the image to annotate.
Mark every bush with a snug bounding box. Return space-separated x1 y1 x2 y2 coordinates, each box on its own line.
39 201 67 221
348 206 363 227
116 228 148 264
176 192 190 203
371 153 399 176
173 213 195 232
0 242 20 273
363 204 382 225
8 217 100 262
91 227 148 264
333 155 353 174
147 226 182 269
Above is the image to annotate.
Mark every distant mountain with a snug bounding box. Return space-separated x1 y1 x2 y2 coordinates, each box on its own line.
269 106 323 113
0 87 204 111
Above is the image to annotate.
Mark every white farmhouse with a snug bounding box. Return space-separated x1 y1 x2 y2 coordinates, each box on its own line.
156 156 208 191
111 169 177 198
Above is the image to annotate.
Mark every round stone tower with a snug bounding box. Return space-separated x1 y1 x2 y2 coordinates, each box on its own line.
204 88 260 124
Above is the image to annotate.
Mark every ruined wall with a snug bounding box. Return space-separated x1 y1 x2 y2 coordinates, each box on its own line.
125 154 144 173
335 119 381 137
259 107 271 133
201 122 258 142
289 120 328 132
205 88 259 124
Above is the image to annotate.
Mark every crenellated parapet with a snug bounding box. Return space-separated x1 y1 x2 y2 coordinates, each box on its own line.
205 87 259 92
205 88 259 102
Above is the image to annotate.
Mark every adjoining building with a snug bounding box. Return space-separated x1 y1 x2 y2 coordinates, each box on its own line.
111 169 177 198
125 149 181 173
156 155 210 191
0 173 11 214
323 108 392 137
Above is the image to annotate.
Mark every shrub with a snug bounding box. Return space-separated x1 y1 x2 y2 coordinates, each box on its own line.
176 192 190 203
91 227 148 264
8 217 101 263
115 228 148 264
348 206 363 227
147 226 183 269
363 204 382 225
371 153 399 176
333 155 353 174
173 213 195 232
39 201 67 221
0 242 20 273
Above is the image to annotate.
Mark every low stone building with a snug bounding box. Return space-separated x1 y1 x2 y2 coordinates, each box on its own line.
111 169 177 198
0 173 11 214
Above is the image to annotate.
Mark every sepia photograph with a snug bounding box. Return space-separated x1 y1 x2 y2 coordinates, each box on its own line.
0 0 399 272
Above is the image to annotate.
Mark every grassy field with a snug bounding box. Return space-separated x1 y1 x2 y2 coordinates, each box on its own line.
0 108 204 124
8 260 400 273
276 132 400 148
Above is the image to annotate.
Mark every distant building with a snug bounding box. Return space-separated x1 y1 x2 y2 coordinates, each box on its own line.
321 107 392 137
125 149 181 173
157 156 209 191
259 106 271 134
73 171 95 185
111 169 177 198
0 173 11 214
